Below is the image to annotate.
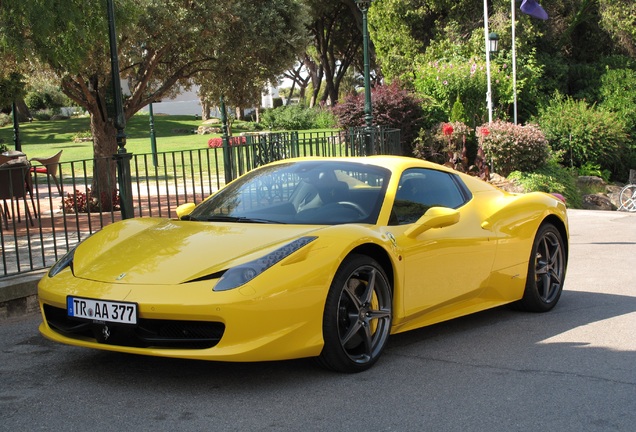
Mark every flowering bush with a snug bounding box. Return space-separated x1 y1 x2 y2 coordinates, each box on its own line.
207 136 246 148
478 121 549 177
62 188 120 213
333 82 427 154
414 121 472 162
413 121 489 179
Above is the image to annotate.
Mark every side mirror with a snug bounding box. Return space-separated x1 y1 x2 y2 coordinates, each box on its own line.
404 207 460 238
176 203 196 219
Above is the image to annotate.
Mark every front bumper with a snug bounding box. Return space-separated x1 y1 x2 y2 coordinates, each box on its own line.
38 268 330 362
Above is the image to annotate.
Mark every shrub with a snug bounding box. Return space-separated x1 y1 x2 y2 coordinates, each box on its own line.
207 136 246 148
312 108 338 129
62 188 120 213
72 130 92 143
577 162 611 183
508 156 582 209
600 68 636 131
259 105 337 131
537 94 630 179
333 82 425 154
24 86 69 111
0 113 11 127
478 120 549 177
32 109 55 121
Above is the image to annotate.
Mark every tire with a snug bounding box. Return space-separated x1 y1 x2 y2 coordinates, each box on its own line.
317 254 392 373
518 224 566 312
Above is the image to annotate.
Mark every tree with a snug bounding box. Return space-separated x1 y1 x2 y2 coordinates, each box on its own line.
1 0 308 204
369 0 633 124
283 0 378 108
598 0 636 58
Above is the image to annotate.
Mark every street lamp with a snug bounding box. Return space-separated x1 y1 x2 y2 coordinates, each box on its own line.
355 0 374 155
488 32 500 57
107 0 133 219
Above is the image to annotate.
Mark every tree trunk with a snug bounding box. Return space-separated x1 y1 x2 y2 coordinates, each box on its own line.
15 98 32 122
90 115 119 211
200 98 211 120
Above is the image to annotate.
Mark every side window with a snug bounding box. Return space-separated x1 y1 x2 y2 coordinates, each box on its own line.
390 168 469 225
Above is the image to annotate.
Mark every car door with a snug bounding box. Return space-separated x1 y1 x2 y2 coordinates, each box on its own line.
385 168 498 319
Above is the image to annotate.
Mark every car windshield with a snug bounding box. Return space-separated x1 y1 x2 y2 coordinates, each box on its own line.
188 160 391 225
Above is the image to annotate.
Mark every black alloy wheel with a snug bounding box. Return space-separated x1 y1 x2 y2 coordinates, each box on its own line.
518 223 566 312
318 254 392 373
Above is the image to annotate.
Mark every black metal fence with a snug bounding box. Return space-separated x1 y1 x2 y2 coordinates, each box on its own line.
1 127 400 277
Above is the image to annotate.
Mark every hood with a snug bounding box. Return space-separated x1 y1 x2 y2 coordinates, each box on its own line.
72 218 323 285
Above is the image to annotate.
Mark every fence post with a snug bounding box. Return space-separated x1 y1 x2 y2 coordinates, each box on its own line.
220 96 233 185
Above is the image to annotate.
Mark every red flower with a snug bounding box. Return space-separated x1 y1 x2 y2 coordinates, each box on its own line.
207 136 246 148
442 123 454 136
481 127 490 137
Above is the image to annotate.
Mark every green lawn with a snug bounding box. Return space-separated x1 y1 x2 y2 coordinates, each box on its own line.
0 114 237 162
0 114 342 187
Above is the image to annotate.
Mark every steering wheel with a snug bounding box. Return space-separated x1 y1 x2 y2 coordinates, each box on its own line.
337 201 366 217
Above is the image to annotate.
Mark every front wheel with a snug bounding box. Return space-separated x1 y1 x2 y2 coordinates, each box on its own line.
518 224 567 312
317 254 392 373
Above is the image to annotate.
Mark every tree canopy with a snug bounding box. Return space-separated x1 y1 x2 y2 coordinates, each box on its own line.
1 0 309 201
1 0 308 150
369 0 636 124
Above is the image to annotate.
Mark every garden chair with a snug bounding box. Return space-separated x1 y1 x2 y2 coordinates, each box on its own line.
30 150 63 194
0 161 37 229
0 154 13 165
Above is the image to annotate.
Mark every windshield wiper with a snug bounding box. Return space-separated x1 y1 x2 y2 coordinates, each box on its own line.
204 215 283 224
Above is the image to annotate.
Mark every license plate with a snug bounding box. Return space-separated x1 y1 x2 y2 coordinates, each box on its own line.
67 297 138 325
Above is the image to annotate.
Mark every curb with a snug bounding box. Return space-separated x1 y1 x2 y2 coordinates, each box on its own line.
0 270 46 320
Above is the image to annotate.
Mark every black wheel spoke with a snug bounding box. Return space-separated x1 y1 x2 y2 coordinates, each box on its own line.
341 317 363 346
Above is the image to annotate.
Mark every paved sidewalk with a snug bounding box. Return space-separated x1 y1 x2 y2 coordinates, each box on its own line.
0 269 46 319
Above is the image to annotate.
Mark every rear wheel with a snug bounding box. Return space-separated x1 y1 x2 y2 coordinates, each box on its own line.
518 224 566 312
317 254 392 373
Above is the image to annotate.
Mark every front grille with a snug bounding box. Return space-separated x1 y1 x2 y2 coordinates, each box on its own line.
43 304 225 349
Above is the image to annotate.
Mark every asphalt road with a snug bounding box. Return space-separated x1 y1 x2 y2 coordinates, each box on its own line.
1 209 634 432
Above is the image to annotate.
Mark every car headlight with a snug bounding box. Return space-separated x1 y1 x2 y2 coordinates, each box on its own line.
48 248 75 278
213 236 317 292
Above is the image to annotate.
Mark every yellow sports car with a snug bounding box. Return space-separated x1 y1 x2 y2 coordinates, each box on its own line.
38 156 568 372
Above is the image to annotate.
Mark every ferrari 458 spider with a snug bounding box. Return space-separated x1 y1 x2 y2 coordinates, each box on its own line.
38 156 568 372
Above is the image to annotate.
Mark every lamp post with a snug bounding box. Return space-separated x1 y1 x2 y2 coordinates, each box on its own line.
107 0 133 219
355 0 374 155
148 101 158 167
11 101 21 152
